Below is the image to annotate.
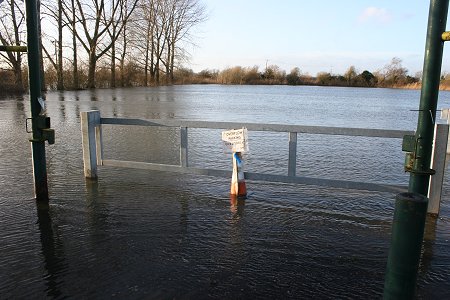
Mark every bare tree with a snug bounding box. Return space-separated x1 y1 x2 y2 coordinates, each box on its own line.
106 0 138 88
61 0 80 89
164 0 206 84
153 0 168 84
377 57 409 86
134 0 205 86
71 0 139 88
344 66 357 85
37 0 46 91
42 0 64 90
139 0 157 85
0 0 25 90
70 0 79 88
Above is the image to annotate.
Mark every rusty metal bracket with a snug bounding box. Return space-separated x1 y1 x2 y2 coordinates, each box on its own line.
402 134 435 175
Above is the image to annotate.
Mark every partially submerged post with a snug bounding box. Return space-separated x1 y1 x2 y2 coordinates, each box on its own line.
231 152 247 198
222 128 249 198
81 110 102 179
1 1 54 200
439 108 450 153
384 193 428 299
384 0 449 298
427 124 449 216
25 0 55 200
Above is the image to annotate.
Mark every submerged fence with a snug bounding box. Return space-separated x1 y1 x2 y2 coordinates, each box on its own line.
81 110 448 214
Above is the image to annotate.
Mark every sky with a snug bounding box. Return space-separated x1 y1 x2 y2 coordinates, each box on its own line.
189 0 450 76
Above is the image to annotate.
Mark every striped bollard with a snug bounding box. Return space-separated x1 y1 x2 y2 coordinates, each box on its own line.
231 152 247 198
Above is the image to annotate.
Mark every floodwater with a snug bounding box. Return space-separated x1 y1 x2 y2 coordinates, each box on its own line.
1 85 450 299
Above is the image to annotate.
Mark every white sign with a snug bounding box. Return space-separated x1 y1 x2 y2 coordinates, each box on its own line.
222 128 249 153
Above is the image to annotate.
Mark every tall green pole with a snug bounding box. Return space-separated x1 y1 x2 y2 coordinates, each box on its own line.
25 0 49 201
409 0 449 195
384 1 449 298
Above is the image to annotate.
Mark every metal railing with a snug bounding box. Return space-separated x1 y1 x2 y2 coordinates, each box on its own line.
80 110 427 194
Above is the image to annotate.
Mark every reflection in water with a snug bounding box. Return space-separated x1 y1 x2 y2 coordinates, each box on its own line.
85 178 108 227
419 216 438 275
58 92 66 120
89 89 98 102
36 201 66 298
85 178 99 201
111 89 117 102
230 196 245 217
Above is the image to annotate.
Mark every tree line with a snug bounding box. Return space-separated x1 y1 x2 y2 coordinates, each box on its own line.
0 0 206 92
0 0 443 93
175 57 421 88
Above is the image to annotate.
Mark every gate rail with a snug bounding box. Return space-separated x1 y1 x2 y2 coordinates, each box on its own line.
81 110 438 196
81 110 450 212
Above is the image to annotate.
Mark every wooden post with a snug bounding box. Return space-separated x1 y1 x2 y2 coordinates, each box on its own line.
95 122 103 166
440 108 450 154
230 152 247 198
180 127 188 167
288 132 297 176
81 110 101 178
427 123 449 216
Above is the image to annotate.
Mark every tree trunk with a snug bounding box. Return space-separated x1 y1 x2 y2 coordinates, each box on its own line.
165 42 171 84
110 24 116 88
111 41 116 88
13 59 23 91
10 0 23 91
144 37 149 87
150 41 155 84
88 51 97 89
57 0 64 90
155 37 160 85
170 42 175 83
71 0 79 89
37 0 46 91
169 35 176 84
119 24 127 87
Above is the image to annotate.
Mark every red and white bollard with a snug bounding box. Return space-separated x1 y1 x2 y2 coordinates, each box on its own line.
230 152 247 198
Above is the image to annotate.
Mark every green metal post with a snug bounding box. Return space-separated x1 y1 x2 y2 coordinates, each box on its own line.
384 0 449 298
409 0 449 195
25 0 48 201
384 193 428 299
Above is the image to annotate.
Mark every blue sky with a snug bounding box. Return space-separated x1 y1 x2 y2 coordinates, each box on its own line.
189 1 450 76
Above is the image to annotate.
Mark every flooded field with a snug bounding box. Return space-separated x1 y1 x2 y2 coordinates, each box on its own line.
1 85 450 298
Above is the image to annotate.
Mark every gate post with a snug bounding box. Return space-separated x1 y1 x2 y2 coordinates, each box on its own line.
81 111 101 179
427 123 449 216
385 0 449 298
383 193 428 299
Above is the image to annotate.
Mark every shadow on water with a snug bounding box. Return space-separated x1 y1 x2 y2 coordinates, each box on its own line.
35 201 67 299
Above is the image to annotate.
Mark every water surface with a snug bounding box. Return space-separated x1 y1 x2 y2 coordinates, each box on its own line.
1 85 450 299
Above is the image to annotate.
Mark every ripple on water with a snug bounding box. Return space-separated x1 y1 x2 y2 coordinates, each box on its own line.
2 87 450 298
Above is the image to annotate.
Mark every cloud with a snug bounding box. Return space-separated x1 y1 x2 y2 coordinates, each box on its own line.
358 7 392 24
